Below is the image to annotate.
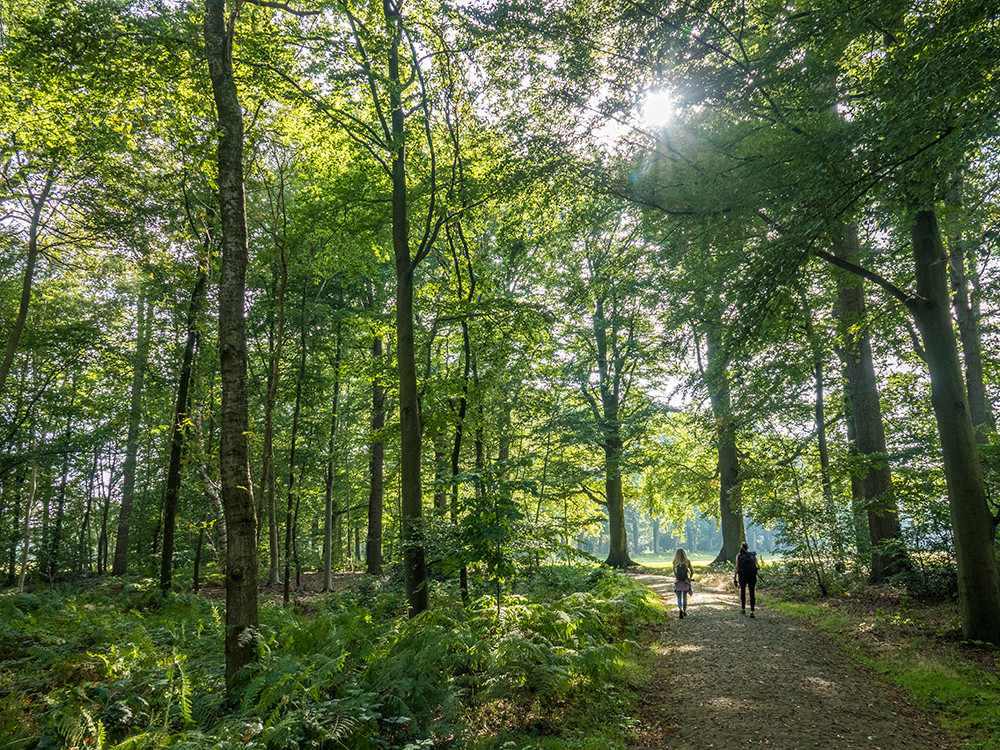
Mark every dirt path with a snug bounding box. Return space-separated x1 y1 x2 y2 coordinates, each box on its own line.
629 574 957 749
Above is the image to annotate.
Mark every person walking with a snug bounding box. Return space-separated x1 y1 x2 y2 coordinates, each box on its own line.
733 541 759 617
672 548 694 618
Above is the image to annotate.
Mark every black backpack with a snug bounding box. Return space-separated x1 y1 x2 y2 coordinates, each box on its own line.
676 562 690 582
738 550 758 576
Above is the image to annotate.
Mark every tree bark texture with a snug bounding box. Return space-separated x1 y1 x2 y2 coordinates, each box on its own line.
833 223 908 581
205 0 259 685
909 210 1000 644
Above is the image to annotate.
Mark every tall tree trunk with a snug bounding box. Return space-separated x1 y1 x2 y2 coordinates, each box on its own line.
386 2 428 617
113 290 152 575
842 389 872 560
7 472 24 584
0 174 54 402
205 0 259 686
592 295 632 569
260 265 287 587
323 321 342 591
909 210 1000 644
283 290 308 606
833 224 908 581
705 324 745 566
97 460 115 576
448 225 475 597
78 447 98 572
18 436 37 592
160 263 209 595
50 392 74 581
366 334 385 575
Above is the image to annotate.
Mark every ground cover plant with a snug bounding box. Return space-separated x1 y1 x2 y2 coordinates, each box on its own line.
0 566 662 749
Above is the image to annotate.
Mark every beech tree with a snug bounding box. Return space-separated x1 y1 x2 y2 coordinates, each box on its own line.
204 0 259 685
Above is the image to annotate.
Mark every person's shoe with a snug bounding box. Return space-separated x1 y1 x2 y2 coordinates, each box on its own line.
749 612 755 618
741 608 746 616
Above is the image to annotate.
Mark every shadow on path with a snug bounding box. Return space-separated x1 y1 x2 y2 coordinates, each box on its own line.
629 573 956 749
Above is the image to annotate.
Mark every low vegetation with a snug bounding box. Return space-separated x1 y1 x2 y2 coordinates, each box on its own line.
0 566 662 749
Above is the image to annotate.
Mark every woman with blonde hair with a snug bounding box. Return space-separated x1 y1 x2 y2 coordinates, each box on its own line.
672 548 694 618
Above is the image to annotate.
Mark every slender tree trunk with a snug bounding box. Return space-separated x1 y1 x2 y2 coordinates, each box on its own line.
160 265 208 595
909 210 1000 644
260 267 286 587
283 287 308 605
50 395 74 581
833 224 908 581
366 335 385 575
704 325 745 566
205 0 259 686
78 447 98 572
112 290 151 575
386 3 428 617
98 476 112 575
0 174 54 402
323 321 342 591
18 448 37 592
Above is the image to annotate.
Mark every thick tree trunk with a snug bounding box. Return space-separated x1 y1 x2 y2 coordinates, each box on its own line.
591 294 633 569
705 325 745 566
113 290 151 575
160 266 208 595
385 4 428 617
366 335 385 575
205 0 259 686
842 393 872 560
833 224 908 581
909 210 1000 644
603 435 631 568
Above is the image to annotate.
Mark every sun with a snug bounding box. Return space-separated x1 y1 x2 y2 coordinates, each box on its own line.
641 89 674 128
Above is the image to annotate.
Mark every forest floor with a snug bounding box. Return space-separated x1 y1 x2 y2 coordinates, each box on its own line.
626 572 958 750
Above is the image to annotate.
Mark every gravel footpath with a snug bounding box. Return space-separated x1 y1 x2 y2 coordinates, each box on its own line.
627 573 957 749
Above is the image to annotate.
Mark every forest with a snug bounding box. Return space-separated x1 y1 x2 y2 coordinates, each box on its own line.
2 0 1000 747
